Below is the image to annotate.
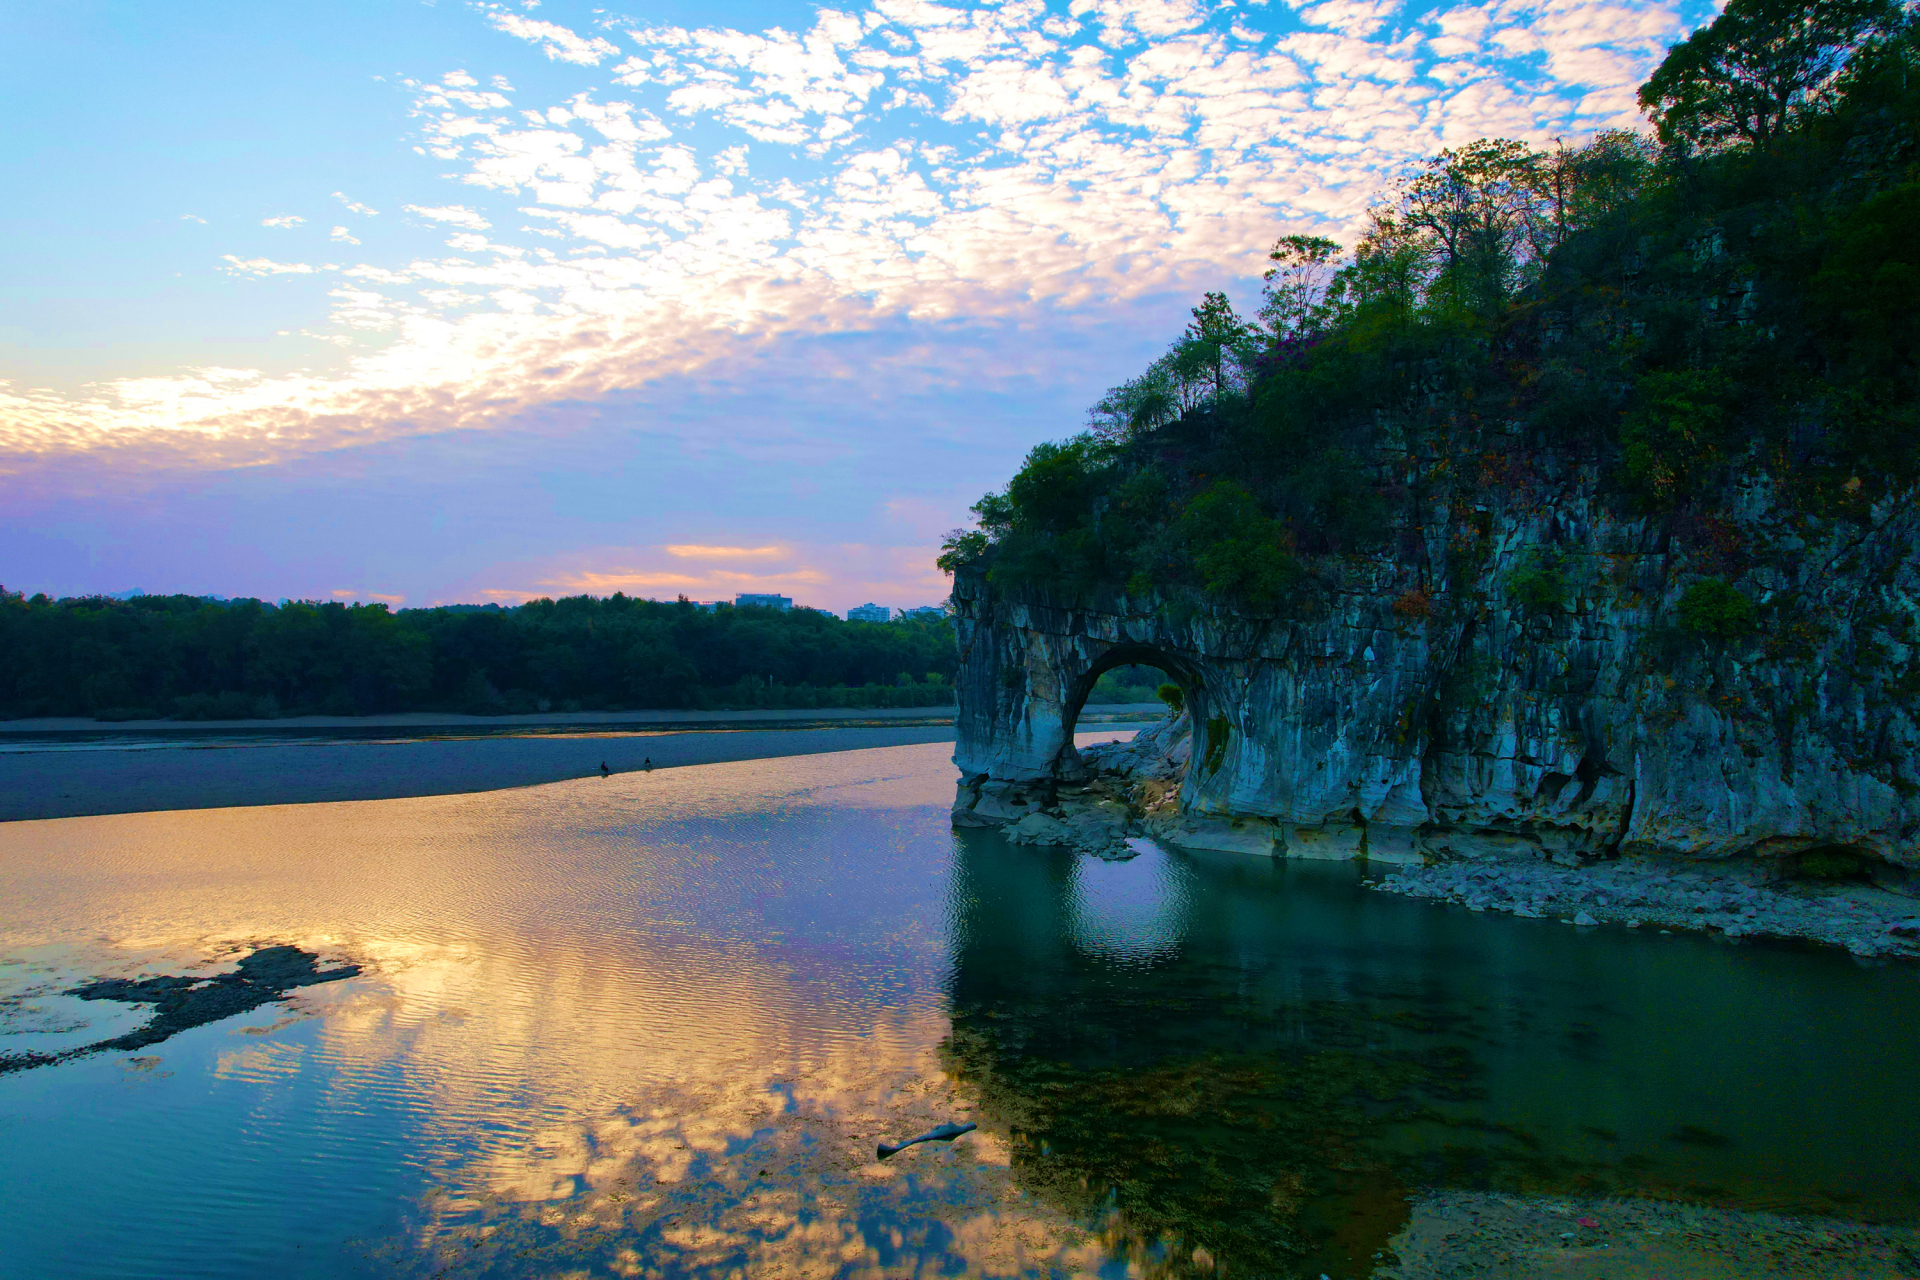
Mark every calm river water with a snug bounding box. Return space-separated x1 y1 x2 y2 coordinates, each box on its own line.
2 738 1917 1278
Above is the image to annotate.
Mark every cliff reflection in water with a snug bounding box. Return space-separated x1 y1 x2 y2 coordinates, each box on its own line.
940 831 1920 1278
0 746 1097 1279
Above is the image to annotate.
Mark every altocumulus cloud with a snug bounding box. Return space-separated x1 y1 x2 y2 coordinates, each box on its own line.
0 0 1707 472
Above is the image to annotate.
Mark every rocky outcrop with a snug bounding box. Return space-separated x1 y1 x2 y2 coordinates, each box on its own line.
1375 854 1920 958
950 469 1920 881
961 713 1190 860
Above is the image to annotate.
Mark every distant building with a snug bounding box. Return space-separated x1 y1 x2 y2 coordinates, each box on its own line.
898 605 946 620
847 603 891 623
734 593 792 611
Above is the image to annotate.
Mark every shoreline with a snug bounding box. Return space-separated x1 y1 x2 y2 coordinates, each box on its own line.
0 716 1164 824
979 717 1920 963
0 702 1164 735
1379 1190 1920 1279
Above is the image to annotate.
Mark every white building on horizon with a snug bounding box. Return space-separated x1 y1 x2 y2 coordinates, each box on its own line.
734 593 792 611
846 602 890 622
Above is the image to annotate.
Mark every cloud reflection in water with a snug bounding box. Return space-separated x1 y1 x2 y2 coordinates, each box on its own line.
0 744 1111 1278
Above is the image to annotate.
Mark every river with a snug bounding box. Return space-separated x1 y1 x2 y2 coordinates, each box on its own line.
2 737 1916 1278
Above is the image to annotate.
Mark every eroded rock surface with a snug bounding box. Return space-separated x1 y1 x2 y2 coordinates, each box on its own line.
953 712 1191 859
950 486 1920 880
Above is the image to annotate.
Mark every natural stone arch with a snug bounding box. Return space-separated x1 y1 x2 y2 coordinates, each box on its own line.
1053 641 1211 781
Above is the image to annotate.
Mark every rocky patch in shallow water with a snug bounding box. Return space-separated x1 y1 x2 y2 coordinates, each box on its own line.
1373 860 1920 959
0 945 360 1074
977 715 1194 861
1377 1191 1920 1279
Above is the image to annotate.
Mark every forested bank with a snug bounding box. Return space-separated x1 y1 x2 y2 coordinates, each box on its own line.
0 591 960 720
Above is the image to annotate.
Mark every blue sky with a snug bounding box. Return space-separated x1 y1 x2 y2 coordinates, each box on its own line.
1 0 1709 610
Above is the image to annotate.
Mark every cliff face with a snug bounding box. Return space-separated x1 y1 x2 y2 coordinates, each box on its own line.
951 467 1920 873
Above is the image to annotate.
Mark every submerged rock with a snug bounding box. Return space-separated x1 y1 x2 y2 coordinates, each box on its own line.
1377 1190 1920 1280
0 945 361 1075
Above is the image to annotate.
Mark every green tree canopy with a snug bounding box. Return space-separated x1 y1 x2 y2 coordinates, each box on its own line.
0 592 960 720
944 0 1919 614
1639 0 1903 151
1258 235 1343 341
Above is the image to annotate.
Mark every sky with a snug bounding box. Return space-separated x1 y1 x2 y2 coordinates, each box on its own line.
0 0 1710 612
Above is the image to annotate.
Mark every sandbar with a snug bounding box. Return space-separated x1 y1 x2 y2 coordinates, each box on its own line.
0 706 1165 823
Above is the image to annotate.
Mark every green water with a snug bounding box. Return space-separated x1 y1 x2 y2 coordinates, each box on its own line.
1 740 1916 1278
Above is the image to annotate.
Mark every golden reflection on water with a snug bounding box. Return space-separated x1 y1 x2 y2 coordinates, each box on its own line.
0 743 1120 1278
11 732 1916 1279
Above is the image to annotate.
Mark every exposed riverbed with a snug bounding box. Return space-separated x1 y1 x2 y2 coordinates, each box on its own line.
0 705 1165 822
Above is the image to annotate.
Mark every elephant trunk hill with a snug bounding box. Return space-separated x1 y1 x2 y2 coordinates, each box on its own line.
944 8 1920 926
949 489 1919 882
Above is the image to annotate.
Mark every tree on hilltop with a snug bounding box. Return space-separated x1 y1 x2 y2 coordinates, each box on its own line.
1258 235 1343 342
1182 291 1256 400
1639 0 1904 152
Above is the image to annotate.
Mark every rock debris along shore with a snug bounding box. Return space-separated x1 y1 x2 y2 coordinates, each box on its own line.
957 713 1920 959
1374 858 1920 959
957 710 1194 861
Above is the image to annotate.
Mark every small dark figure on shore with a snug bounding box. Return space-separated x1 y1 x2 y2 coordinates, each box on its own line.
600 761 610 777
644 757 652 771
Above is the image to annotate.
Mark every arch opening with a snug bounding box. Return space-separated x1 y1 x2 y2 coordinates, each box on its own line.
1055 642 1209 780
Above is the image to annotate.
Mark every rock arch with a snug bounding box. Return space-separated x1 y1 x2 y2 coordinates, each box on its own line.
947 553 1920 870
946 590 1265 842
1054 642 1207 781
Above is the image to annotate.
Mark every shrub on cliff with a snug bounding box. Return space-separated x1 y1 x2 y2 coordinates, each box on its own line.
1178 482 1304 613
1622 371 1736 509
1507 553 1569 615
1677 578 1760 640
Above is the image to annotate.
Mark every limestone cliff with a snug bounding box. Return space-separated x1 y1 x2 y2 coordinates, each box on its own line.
950 469 1920 877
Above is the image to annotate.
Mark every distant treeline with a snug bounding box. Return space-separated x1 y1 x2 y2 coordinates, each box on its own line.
0 590 961 720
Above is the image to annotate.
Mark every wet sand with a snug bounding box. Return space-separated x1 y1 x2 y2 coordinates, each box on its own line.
0 705 1170 825
0 713 1165 824
0 725 959 823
